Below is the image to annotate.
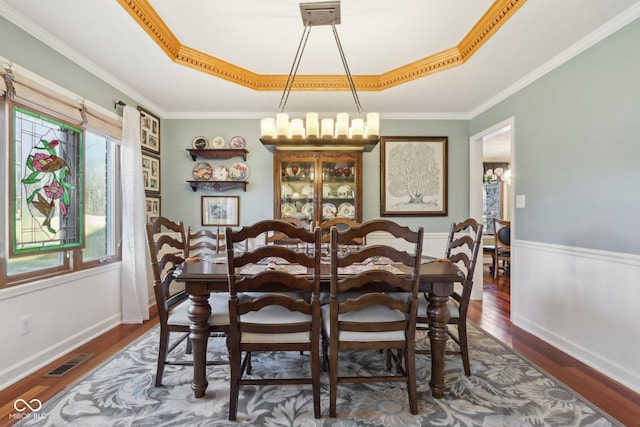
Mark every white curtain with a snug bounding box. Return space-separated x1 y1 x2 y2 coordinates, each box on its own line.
120 106 149 323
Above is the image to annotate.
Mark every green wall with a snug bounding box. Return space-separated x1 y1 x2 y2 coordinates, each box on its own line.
470 17 640 254
162 119 471 233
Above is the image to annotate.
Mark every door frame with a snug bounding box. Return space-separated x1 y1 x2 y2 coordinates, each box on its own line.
469 116 515 301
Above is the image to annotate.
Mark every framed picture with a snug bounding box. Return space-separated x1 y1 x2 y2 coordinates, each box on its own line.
201 196 239 226
145 195 161 224
380 136 448 216
138 106 160 154
142 152 160 193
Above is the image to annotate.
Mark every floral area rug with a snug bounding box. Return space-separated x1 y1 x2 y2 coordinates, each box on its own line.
17 324 620 427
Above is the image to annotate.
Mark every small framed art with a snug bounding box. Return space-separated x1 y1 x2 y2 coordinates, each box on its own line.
142 152 160 193
138 106 160 154
201 196 239 226
145 195 161 223
380 136 448 216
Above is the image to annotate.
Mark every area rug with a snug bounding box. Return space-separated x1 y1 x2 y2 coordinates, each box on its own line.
17 325 620 427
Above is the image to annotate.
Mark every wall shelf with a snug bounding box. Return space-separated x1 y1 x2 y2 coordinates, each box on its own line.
186 148 248 161
187 180 247 192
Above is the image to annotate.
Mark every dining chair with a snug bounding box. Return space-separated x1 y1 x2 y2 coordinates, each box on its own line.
492 218 511 279
322 219 424 417
146 216 230 387
416 218 483 376
317 217 363 247
225 219 323 420
186 227 225 256
265 216 311 248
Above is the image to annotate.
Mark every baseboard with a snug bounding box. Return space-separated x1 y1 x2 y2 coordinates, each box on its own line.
0 313 121 390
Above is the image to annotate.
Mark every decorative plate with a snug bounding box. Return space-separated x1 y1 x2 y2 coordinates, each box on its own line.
211 165 229 181
338 202 355 218
322 203 337 218
322 184 331 197
337 185 351 197
281 184 293 198
286 164 301 176
228 162 250 180
229 136 246 149
209 135 226 149
301 185 314 198
281 203 297 217
192 136 208 150
301 203 314 217
192 162 213 181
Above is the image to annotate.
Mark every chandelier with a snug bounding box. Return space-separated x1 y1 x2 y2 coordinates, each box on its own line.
260 1 379 147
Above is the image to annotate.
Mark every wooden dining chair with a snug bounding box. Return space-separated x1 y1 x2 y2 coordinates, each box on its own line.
265 216 310 247
322 219 424 417
317 217 363 247
225 220 323 420
146 216 230 387
186 227 225 256
492 218 511 279
416 218 483 376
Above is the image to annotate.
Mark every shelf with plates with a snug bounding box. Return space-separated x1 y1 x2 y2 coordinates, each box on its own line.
187 180 247 192
274 151 361 224
186 148 248 161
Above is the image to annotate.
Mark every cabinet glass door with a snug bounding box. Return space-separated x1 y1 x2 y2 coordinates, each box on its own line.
320 160 357 221
280 160 315 225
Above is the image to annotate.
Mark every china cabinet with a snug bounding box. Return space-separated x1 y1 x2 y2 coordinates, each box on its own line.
274 152 362 225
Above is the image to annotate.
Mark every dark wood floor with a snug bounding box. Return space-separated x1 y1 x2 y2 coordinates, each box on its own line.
2 271 639 426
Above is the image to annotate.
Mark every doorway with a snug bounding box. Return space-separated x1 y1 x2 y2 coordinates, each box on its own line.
469 117 514 307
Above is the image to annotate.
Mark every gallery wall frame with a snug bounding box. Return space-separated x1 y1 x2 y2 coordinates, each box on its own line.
145 195 161 224
138 106 160 154
142 152 160 194
380 136 448 216
201 196 240 226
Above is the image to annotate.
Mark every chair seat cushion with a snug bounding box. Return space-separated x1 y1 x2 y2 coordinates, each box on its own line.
168 293 230 326
240 306 312 343
321 303 406 342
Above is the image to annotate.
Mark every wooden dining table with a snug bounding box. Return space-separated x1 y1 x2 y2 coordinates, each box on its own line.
175 256 463 400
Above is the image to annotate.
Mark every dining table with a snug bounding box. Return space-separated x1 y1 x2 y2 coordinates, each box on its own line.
175 255 464 400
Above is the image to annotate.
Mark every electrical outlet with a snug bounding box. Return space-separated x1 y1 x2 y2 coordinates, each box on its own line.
20 315 31 335
515 195 526 208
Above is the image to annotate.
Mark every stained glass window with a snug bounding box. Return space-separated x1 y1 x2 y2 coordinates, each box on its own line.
11 104 84 256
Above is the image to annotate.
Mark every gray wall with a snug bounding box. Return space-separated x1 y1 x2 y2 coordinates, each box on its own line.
0 16 138 113
162 119 471 233
470 17 640 255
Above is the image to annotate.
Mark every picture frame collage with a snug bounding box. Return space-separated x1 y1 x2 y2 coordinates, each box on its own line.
139 106 161 223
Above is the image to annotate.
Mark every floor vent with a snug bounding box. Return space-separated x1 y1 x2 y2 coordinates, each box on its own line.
43 354 93 377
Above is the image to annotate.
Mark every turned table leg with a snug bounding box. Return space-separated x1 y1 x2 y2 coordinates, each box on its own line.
427 282 452 398
188 290 211 398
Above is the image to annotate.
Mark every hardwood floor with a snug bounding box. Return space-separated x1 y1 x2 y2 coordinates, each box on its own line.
2 273 639 426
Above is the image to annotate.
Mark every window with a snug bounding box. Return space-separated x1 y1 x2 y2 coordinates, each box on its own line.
2 103 121 287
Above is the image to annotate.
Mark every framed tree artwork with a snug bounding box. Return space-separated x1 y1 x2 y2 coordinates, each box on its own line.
380 136 448 216
138 106 160 154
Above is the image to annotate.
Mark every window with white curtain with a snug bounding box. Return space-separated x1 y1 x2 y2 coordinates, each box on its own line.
1 60 122 288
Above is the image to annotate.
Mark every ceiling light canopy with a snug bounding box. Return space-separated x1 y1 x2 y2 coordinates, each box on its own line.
260 1 380 152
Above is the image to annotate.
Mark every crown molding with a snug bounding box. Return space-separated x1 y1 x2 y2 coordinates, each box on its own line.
116 0 527 92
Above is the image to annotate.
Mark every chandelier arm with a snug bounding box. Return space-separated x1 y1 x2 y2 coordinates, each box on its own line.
278 25 312 113
331 24 362 115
